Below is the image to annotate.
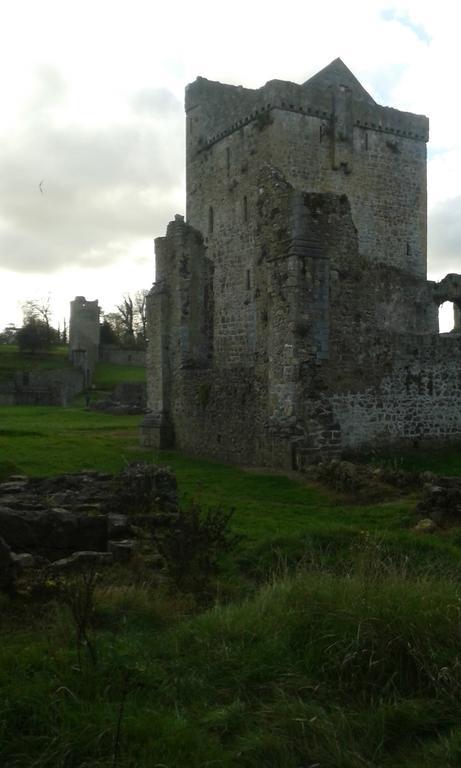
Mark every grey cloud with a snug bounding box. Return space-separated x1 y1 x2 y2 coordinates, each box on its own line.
0 72 184 274
131 88 182 116
428 198 461 278
30 67 67 115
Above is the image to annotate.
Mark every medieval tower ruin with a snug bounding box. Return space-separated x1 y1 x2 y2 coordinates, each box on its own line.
142 58 461 468
69 296 100 383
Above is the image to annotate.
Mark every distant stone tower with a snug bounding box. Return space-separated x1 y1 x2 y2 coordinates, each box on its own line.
69 297 100 383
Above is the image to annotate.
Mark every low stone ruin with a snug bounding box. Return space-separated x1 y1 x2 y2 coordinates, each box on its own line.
89 382 147 415
415 476 461 528
0 462 177 586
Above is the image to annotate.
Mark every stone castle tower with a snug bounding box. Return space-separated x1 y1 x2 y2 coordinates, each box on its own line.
69 296 100 383
142 59 461 468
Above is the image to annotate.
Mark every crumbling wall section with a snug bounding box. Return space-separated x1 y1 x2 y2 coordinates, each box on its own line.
329 334 461 452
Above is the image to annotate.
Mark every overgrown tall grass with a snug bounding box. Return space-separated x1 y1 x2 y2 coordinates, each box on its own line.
2 556 461 767
1 407 461 765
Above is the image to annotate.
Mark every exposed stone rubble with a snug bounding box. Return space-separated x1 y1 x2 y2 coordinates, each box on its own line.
0 463 177 583
90 382 147 415
306 459 420 497
415 477 461 528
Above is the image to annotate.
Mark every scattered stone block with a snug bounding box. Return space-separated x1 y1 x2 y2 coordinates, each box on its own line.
413 518 437 534
50 551 113 572
108 539 136 562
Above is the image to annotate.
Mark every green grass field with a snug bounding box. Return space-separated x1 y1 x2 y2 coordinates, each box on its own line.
92 361 146 391
1 404 461 766
0 405 152 479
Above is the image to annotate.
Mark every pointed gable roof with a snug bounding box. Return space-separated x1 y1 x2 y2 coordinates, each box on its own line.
303 58 375 105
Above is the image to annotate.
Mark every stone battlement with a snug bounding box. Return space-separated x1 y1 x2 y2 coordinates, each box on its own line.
186 60 428 152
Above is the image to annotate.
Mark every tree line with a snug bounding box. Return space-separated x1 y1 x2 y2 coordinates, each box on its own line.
0 291 149 353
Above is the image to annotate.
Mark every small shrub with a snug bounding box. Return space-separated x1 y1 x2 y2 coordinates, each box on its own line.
60 567 99 668
154 504 239 595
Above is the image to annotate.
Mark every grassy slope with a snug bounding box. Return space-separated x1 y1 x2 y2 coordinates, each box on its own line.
0 405 151 476
0 344 71 381
1 406 461 765
0 344 145 391
92 361 146 391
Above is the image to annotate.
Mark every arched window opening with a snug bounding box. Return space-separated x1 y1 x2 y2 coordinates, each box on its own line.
208 206 214 234
438 301 456 333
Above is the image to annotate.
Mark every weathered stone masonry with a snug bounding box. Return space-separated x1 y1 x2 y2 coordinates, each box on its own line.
142 58 461 468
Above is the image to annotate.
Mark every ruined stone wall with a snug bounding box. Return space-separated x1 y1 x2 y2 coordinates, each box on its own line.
329 335 461 452
145 165 459 466
0 367 85 406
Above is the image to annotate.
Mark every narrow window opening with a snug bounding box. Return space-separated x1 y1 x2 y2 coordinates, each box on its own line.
406 242 411 256
208 206 214 234
243 195 248 222
246 269 251 290
439 301 455 333
226 147 230 173
319 125 322 143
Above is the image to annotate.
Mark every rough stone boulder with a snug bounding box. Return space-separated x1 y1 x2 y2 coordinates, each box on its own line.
89 381 147 415
113 462 177 515
415 477 461 526
49 551 114 572
0 462 178 564
0 462 177 518
310 459 418 498
0 507 107 560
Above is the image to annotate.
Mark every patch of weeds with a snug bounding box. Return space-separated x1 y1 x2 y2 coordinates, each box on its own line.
59 567 99 669
154 504 240 596
0 459 20 481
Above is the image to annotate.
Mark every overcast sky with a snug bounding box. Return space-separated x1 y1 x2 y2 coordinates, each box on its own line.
0 0 459 331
